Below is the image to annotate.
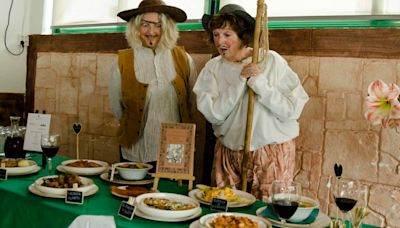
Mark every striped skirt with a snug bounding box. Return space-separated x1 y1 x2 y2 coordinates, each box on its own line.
211 139 296 201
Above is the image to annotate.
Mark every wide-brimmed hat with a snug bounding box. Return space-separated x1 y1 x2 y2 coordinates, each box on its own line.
118 0 187 22
202 4 255 31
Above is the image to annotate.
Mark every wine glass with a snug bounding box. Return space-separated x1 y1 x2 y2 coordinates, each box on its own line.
331 178 359 227
351 185 369 228
40 133 60 173
271 180 301 227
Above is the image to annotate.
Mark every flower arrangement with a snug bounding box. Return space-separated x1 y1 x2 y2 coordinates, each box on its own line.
365 79 400 128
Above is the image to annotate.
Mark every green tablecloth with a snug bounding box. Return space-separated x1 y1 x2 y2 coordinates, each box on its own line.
0 154 379 228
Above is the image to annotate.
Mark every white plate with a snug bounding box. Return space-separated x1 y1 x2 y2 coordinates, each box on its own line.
110 186 131 199
200 212 270 228
59 159 109 175
256 206 331 228
7 165 41 176
136 192 201 219
57 165 108 176
135 206 202 222
188 189 256 208
100 172 153 185
29 183 98 198
4 160 38 174
189 220 202 228
34 175 95 195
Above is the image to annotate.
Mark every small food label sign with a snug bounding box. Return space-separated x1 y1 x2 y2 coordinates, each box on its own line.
118 197 136 220
65 190 84 204
0 168 7 181
210 198 228 212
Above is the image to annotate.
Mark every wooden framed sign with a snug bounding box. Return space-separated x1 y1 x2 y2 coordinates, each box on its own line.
152 123 196 190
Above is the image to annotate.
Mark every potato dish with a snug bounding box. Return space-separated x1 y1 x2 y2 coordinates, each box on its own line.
208 215 258 228
0 158 31 168
143 197 196 211
41 174 83 188
198 185 239 202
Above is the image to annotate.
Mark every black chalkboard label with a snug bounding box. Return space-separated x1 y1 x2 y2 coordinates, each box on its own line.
65 190 84 204
0 168 7 181
118 201 136 220
210 198 228 212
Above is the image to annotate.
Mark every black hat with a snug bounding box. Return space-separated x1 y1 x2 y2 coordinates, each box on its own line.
201 4 255 31
118 0 187 22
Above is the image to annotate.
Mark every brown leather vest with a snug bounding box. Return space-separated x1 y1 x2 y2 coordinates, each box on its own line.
117 47 191 148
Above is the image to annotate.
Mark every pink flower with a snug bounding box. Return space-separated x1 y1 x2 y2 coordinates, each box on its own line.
365 80 400 127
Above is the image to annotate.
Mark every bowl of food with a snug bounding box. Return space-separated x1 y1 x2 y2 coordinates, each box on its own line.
288 195 320 223
34 174 95 195
1 158 38 174
61 159 108 175
201 212 268 228
136 192 200 219
114 162 152 180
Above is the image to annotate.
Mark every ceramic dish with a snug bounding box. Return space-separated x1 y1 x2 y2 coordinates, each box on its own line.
135 206 202 222
200 212 269 228
265 194 320 223
29 183 98 198
114 162 152 180
100 172 153 185
256 206 331 228
7 165 41 176
136 192 201 219
59 159 109 175
34 175 95 195
4 160 38 175
188 189 256 208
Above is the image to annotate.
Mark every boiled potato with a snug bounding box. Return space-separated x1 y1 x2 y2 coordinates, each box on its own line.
17 159 31 167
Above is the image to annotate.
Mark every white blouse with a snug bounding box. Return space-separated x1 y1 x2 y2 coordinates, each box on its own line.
193 50 309 151
109 46 197 162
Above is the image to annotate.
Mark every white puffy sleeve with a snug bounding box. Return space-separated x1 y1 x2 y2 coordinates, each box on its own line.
247 51 309 121
108 60 123 120
193 59 247 125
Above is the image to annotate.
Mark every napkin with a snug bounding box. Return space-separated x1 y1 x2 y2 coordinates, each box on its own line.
68 215 116 228
260 204 319 225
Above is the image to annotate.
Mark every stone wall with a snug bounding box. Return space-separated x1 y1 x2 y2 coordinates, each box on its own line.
286 56 400 227
34 51 399 227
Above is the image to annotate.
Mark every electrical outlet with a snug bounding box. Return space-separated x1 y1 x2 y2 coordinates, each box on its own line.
19 34 29 47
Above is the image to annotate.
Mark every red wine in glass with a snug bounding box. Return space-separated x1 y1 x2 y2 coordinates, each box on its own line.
335 197 357 213
272 199 299 219
41 146 59 158
271 180 301 227
331 178 359 226
40 134 60 173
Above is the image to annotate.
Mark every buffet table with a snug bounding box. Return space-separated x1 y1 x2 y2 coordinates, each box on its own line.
0 154 379 228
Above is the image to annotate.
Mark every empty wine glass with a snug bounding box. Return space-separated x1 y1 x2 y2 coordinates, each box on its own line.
271 180 301 227
351 185 369 228
331 178 359 227
40 133 60 173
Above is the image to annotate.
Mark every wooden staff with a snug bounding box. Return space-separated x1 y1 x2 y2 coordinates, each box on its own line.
241 0 268 191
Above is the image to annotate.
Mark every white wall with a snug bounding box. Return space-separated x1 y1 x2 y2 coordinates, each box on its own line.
0 0 45 93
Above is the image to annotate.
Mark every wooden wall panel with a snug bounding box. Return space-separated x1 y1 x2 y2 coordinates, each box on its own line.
0 93 25 126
